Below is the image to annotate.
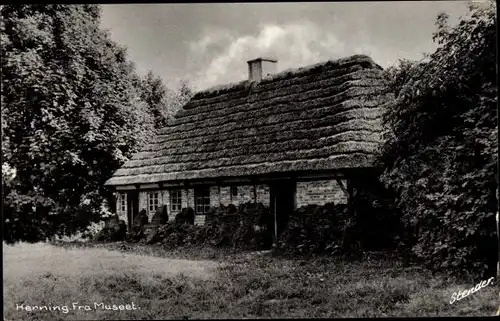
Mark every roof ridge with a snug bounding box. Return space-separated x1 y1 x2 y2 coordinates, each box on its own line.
191 54 379 98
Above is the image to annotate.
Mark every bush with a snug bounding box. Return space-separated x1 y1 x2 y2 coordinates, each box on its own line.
94 216 127 242
133 196 403 256
380 3 498 277
175 207 195 225
151 205 169 225
354 176 406 251
137 202 273 250
206 202 274 249
277 203 348 255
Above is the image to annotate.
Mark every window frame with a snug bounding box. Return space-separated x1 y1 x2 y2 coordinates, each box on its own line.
118 192 126 212
148 191 159 213
194 188 211 215
170 189 182 213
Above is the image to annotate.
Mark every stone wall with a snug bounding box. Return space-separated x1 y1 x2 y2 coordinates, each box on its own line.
255 184 271 206
182 188 195 208
210 186 221 207
204 184 271 207
124 180 344 226
296 179 348 208
138 190 179 222
194 215 206 226
216 184 263 206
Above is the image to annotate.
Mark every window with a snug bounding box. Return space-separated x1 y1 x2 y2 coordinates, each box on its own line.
170 190 182 213
148 192 159 213
118 193 126 212
231 186 238 197
194 188 211 215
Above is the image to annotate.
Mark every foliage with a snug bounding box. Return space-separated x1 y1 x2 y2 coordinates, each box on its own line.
206 202 274 249
277 203 348 255
139 71 193 127
163 79 193 119
139 71 169 128
354 176 406 251
94 216 127 242
135 202 273 250
1 5 155 242
380 2 498 276
174 207 195 225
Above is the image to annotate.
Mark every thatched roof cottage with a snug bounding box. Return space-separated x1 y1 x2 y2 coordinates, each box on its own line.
105 54 389 237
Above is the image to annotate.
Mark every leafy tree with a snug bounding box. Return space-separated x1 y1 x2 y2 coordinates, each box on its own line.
177 80 193 105
164 79 193 120
139 72 194 127
381 2 497 277
139 70 169 128
1 4 155 242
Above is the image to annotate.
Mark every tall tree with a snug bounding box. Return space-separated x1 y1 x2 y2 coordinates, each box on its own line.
164 79 193 120
139 72 194 127
1 4 155 241
381 2 497 277
139 70 169 128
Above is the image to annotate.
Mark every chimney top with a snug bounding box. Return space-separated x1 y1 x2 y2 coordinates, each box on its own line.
247 57 277 82
246 57 278 64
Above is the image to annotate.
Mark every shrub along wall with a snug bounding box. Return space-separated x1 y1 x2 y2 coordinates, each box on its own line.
129 183 401 256
277 203 348 255
140 202 274 250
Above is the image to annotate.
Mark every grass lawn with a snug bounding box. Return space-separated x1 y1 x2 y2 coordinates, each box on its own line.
4 241 499 320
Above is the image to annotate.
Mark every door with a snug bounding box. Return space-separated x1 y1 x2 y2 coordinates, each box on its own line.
127 191 139 230
269 180 296 242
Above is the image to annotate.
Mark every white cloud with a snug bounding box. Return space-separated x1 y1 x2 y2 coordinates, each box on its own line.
187 20 353 91
188 29 233 53
186 20 412 91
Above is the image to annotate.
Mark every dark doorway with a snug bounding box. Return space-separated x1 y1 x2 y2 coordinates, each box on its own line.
126 190 139 230
269 180 296 242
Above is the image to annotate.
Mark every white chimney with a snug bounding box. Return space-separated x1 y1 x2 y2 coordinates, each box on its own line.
247 57 277 81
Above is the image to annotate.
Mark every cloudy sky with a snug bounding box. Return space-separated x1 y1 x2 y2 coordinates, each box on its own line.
100 1 471 92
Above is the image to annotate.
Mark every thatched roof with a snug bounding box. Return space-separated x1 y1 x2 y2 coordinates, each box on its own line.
105 54 389 186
